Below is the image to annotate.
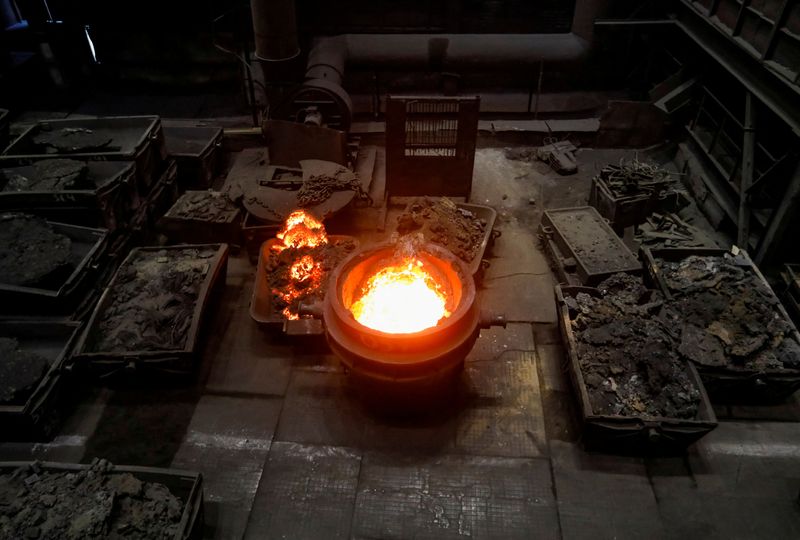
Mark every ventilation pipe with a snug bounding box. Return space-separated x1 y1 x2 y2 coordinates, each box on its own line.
250 0 299 62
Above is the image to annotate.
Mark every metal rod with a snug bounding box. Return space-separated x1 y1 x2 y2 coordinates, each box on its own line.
534 60 544 120
738 92 756 248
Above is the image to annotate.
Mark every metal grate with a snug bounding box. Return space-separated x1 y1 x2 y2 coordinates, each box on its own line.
404 100 459 156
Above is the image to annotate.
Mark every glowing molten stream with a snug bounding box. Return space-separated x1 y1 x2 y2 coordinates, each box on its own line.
351 259 450 334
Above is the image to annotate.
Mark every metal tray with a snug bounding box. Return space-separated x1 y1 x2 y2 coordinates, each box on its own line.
71 244 229 376
0 321 82 440
394 199 499 277
242 210 280 264
0 220 108 316
0 159 137 231
1 116 167 196
158 191 242 245
641 247 800 403
0 461 204 540
164 126 224 190
541 206 641 286
250 236 358 334
131 159 179 234
556 284 718 453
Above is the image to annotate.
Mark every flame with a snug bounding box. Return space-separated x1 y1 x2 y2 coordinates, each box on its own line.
270 210 328 320
350 258 450 334
273 210 327 252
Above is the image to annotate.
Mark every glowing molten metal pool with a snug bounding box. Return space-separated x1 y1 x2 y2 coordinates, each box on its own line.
350 258 451 333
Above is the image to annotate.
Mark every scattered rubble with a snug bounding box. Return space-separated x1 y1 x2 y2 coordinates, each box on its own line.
0 160 88 192
32 127 116 154
568 273 702 419
597 159 676 198
265 239 356 318
0 460 184 540
396 197 486 264
0 337 51 404
0 214 73 287
167 191 238 223
660 255 800 372
85 247 217 353
504 140 578 175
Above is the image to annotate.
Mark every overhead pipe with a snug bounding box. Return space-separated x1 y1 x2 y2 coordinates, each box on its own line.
250 0 299 62
304 0 610 85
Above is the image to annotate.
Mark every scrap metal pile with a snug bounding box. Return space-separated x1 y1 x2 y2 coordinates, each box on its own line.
0 214 73 287
84 247 217 353
0 460 183 539
634 212 714 248
0 159 89 192
598 159 678 198
396 197 486 264
660 256 800 372
567 273 702 419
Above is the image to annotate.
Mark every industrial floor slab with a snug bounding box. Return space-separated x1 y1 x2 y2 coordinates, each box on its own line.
2 145 800 539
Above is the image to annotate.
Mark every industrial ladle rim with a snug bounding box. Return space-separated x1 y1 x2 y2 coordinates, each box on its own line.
323 241 480 381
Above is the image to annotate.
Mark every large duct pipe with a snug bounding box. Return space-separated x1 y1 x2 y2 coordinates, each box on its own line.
250 0 299 62
306 33 590 86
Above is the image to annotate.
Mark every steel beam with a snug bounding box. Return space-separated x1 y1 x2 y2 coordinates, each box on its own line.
756 159 800 263
738 92 756 248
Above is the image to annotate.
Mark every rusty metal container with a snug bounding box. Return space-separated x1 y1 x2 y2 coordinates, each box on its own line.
0 321 82 440
556 284 718 453
0 461 204 539
641 247 800 403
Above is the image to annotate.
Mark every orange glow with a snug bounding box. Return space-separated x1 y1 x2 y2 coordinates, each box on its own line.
270 210 328 319
350 259 450 333
273 210 327 252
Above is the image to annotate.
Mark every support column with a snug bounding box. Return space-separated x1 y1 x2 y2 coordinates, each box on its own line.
738 92 756 249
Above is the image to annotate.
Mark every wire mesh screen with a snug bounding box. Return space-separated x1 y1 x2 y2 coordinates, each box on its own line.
404 101 459 156
387 96 480 198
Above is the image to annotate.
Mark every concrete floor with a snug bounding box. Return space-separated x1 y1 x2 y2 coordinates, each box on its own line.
3 146 800 539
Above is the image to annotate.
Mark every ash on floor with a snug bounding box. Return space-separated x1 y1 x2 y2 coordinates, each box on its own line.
85 247 217 353
568 273 702 418
395 197 486 264
0 214 72 287
661 255 800 371
0 460 184 539
0 337 50 404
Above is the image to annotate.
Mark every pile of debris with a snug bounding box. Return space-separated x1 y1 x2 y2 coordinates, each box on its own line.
167 191 238 223
0 213 73 287
635 212 715 248
0 159 89 192
0 337 50 404
660 255 800 372
85 247 217 353
297 166 367 207
396 197 486 264
567 273 702 419
0 460 184 539
504 139 578 175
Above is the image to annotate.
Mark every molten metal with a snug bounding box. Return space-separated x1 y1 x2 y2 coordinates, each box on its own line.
350 258 450 334
274 210 327 252
272 210 327 319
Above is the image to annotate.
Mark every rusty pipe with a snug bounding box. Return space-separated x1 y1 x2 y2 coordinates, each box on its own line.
250 0 299 62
